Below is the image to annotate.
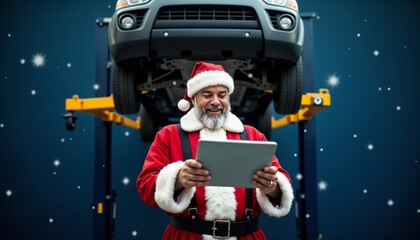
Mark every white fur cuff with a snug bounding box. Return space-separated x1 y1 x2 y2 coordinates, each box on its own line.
154 161 196 213
256 172 294 218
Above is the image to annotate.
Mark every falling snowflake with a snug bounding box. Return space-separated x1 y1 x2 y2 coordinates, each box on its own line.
293 153 298 158
32 53 46 68
296 173 303 180
60 138 65 143
93 84 100 90
6 189 12 197
132 231 138 237
318 181 327 190
305 214 310 218
124 131 130 137
31 90 36 95
7 33 11 37
20 59 26 64
53 159 61 167
353 134 357 138
77 186 81 189
66 63 72 68
363 189 368 194
396 106 401 111
356 33 361 37
417 209 420 214
327 74 340 88
387 87 391 91
373 50 380 56
387 199 394 207
0 123 4 128
122 177 130 185
378 87 382 91
367 144 374 150
49 218 54 223
319 148 324 152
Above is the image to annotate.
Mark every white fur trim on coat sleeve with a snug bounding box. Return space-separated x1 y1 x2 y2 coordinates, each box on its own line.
154 161 196 213
256 172 294 218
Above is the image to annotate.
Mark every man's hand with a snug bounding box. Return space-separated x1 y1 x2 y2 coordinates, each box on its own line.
253 166 281 199
175 159 211 190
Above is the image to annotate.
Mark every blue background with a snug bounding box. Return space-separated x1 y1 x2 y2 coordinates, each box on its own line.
1 0 419 239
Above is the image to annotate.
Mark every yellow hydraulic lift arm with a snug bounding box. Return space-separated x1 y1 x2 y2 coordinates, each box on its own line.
64 88 330 130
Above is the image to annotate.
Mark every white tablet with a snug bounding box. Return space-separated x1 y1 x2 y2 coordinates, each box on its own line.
196 139 277 188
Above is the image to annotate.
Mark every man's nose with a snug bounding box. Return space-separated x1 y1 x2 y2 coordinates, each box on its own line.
210 96 221 105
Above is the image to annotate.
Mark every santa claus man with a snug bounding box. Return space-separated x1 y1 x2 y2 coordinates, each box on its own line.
137 62 294 239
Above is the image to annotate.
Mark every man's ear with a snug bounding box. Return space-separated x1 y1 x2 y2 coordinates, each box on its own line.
191 96 195 105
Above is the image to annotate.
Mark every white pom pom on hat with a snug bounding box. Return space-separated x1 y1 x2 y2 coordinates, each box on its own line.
177 62 234 112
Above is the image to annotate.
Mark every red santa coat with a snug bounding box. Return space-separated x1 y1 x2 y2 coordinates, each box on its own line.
137 110 294 240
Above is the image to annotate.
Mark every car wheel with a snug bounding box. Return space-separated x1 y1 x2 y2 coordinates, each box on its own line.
112 60 141 114
255 107 272 140
140 105 159 142
272 58 303 114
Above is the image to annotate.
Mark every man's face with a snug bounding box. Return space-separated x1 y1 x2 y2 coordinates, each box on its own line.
192 85 230 129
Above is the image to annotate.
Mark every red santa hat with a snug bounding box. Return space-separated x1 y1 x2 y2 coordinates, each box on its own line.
177 62 234 112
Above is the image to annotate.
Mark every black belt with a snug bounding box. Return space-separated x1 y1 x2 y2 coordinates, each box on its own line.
170 217 259 238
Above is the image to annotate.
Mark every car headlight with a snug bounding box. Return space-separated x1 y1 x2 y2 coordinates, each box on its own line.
115 0 152 10
263 0 299 12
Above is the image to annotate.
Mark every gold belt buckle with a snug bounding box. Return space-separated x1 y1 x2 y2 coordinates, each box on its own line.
212 219 231 239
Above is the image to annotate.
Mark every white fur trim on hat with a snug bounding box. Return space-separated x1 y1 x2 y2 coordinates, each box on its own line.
256 171 294 218
187 70 234 98
154 161 196 213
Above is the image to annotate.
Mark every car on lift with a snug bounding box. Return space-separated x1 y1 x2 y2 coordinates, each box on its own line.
108 0 304 142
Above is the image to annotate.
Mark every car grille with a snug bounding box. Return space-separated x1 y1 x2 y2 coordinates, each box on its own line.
154 5 259 29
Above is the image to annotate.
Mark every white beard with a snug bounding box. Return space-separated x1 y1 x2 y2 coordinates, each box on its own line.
193 100 230 130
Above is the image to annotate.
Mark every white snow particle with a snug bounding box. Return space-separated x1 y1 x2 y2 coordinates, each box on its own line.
124 131 130 137
122 177 130 185
373 50 380 56
67 63 72 68
132 231 138 237
353 134 357 138
20 59 26 64
396 106 401 111
318 181 327 191
31 90 36 95
304 129 307 133
6 190 12 197
61 138 65 143
387 87 391 91
296 173 303 181
417 209 420 214
327 74 340 88
363 189 368 194
7 33 11 37
387 199 394 207
319 148 324 152
32 53 46 68
356 33 361 37
93 84 100 90
305 214 310 218
367 144 374 150
378 87 382 91
293 153 298 158
0 123 4 128
49 218 54 223
77 186 81 189
53 159 60 167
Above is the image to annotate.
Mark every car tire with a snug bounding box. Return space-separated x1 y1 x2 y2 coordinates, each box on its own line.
255 107 272 140
112 60 141 114
272 57 303 114
140 105 159 142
